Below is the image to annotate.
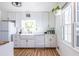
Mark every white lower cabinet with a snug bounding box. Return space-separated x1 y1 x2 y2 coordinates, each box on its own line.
20 40 26 47
27 39 35 48
13 35 20 48
35 43 44 48
35 35 44 48
45 34 56 48
13 34 56 48
14 41 21 48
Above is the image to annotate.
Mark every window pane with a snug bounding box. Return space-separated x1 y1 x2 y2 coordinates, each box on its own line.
77 35 79 46
76 2 79 47
63 4 72 43
77 2 79 10
64 34 71 43
64 35 68 41
64 5 71 24
67 34 71 43
64 25 72 43
77 11 79 22
21 20 37 34
64 25 71 34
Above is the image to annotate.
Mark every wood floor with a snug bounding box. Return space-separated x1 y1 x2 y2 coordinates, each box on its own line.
14 48 59 56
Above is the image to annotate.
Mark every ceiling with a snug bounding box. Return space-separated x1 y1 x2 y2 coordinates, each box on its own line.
0 2 65 12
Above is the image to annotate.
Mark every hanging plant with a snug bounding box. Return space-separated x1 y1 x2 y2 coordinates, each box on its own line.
52 5 61 15
52 5 61 12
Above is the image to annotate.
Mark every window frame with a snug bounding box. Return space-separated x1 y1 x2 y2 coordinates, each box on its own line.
74 2 79 49
21 20 37 35
62 3 74 46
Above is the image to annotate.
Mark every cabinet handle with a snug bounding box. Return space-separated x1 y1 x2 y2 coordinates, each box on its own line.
26 40 28 42
50 38 52 41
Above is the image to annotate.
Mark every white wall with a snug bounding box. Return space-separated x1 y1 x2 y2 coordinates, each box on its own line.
0 8 8 20
8 12 51 35
1 11 8 20
48 11 55 29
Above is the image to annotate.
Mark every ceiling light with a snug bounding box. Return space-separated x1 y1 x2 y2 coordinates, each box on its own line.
12 2 22 7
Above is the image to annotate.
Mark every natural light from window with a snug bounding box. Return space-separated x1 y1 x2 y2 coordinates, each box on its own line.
64 4 72 43
21 20 37 35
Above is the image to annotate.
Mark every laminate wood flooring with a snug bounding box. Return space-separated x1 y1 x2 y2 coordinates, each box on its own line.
14 48 60 56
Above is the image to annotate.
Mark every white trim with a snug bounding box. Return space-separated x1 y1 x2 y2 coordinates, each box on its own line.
74 2 79 49
62 40 79 53
63 3 73 45
59 39 79 55
56 48 62 56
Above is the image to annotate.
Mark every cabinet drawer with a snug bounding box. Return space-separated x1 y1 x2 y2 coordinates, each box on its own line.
35 43 44 47
27 40 35 47
21 35 34 40
35 40 44 43
45 43 50 47
35 36 44 43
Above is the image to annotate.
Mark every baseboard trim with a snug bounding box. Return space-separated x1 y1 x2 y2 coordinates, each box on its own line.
14 47 56 49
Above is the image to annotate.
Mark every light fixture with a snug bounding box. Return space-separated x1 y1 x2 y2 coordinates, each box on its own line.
12 2 22 7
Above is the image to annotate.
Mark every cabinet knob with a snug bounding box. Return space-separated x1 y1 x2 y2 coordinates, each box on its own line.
26 40 28 42
50 38 52 41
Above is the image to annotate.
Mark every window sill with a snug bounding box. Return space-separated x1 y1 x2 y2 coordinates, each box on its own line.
62 40 79 53
63 40 72 47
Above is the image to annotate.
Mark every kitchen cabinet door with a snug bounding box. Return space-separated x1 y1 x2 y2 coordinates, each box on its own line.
35 35 44 48
13 35 21 48
45 34 56 47
27 39 35 48
50 38 56 47
45 34 51 47
14 40 21 48
35 35 44 43
20 40 27 47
